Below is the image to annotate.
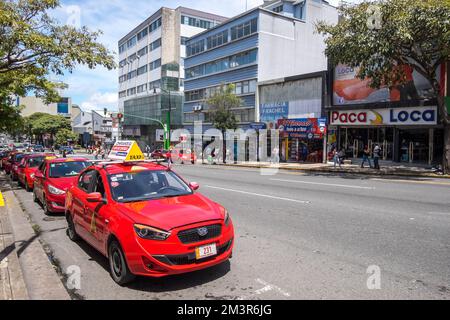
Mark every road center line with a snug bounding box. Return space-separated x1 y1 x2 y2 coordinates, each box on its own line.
205 185 310 204
269 178 375 190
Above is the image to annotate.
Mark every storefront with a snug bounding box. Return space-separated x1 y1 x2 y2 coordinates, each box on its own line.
329 106 444 164
278 118 327 163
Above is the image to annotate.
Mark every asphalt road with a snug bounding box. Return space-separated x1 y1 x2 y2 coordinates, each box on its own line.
10 162 450 300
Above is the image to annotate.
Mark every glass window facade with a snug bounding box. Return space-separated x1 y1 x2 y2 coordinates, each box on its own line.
181 15 216 29
186 39 205 57
185 49 257 79
230 18 258 41
206 30 228 50
149 59 161 71
185 79 257 102
149 38 161 51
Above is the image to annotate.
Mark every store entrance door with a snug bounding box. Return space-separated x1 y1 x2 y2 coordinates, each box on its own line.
398 129 429 163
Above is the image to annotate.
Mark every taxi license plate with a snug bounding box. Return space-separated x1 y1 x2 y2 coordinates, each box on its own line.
195 243 217 260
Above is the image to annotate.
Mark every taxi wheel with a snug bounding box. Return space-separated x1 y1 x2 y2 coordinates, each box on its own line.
66 214 80 242
108 240 135 285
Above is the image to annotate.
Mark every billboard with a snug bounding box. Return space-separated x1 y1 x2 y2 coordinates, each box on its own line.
333 64 441 106
277 118 327 139
330 106 437 126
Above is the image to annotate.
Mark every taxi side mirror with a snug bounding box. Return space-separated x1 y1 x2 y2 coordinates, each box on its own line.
86 192 104 203
189 182 199 191
34 171 43 179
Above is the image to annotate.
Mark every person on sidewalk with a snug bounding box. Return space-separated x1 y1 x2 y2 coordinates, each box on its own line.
333 148 341 168
361 145 372 168
373 144 381 170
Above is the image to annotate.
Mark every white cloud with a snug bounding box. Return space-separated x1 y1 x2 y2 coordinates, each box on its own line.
80 92 118 111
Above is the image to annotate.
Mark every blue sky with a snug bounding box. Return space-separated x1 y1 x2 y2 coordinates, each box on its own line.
50 0 350 111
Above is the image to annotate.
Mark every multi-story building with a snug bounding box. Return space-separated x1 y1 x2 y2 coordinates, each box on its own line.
118 6 227 146
17 96 74 119
183 0 338 161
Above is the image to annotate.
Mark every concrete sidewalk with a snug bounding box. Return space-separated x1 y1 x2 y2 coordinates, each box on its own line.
0 173 70 300
203 160 449 178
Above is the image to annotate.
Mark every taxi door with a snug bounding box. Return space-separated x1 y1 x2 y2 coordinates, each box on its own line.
71 170 97 244
33 162 46 203
83 172 110 255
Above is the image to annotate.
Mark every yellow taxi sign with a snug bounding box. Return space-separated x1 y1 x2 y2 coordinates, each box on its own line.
108 140 145 162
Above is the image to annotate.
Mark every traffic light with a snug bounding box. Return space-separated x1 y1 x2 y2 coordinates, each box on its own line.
117 113 124 122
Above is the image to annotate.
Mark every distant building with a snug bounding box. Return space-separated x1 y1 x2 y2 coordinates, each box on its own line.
118 6 228 145
17 96 74 119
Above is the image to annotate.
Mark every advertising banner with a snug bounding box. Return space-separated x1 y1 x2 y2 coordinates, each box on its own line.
260 102 289 122
277 118 327 139
330 106 437 126
333 64 441 106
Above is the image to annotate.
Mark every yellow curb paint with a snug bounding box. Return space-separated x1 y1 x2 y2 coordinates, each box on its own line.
0 192 4 207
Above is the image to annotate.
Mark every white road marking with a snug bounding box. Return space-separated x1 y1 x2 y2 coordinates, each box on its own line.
270 178 375 190
205 185 310 204
237 278 291 300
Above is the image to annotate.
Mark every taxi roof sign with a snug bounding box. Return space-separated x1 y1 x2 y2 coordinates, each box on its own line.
108 140 145 162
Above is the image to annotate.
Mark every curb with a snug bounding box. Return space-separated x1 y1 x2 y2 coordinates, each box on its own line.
3 190 70 300
213 163 450 179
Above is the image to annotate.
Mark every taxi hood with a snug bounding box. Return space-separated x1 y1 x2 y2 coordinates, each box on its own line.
117 193 224 230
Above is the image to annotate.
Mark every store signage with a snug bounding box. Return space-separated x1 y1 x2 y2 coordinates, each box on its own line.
250 122 267 130
260 102 289 122
277 118 327 139
330 107 437 126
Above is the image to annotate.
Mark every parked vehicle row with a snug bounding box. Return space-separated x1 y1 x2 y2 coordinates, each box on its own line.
1 142 234 285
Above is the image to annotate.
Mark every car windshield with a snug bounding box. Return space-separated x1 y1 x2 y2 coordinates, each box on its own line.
49 161 88 178
28 157 44 168
108 170 192 203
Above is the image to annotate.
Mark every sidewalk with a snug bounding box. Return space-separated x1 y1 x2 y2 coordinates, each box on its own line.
0 173 70 300
206 160 449 178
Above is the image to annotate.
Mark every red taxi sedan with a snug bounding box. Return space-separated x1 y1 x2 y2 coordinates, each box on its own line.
33 157 90 214
9 153 27 180
17 154 55 191
65 161 234 285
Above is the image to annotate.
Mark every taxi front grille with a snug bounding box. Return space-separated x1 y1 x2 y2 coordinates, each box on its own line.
177 224 222 244
153 239 233 266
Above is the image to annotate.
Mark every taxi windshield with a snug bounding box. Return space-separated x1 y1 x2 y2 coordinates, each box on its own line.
49 161 88 178
28 157 44 168
108 170 192 203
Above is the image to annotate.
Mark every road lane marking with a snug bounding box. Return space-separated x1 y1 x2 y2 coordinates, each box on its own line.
371 178 450 186
205 185 310 204
269 178 375 190
0 192 4 207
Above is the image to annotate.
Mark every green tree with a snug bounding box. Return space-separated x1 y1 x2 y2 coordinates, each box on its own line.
0 0 115 131
206 84 241 163
316 0 450 173
55 128 78 146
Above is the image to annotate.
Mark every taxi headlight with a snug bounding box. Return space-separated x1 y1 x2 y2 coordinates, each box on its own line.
48 184 65 195
224 210 230 226
134 224 171 241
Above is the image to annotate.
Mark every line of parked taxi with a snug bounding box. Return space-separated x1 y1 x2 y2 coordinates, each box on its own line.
0 146 234 285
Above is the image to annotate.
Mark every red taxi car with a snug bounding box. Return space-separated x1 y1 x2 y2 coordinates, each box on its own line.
65 161 234 284
17 154 55 191
0 151 11 170
33 157 90 214
9 153 27 180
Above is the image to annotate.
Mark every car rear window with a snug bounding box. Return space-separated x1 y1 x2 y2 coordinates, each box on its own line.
28 157 45 168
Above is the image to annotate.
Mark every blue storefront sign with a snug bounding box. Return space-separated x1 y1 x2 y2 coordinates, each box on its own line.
249 122 267 130
260 102 289 122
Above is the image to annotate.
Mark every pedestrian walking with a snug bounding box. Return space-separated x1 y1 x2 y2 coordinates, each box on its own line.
361 145 372 168
101 148 105 160
333 148 341 168
62 149 67 158
94 147 99 160
145 145 151 158
373 144 381 170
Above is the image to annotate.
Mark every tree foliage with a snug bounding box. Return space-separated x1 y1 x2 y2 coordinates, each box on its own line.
55 128 78 145
206 84 241 132
0 0 116 131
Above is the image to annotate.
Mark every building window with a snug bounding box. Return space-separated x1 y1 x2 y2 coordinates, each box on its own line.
186 39 205 57
57 102 69 114
230 18 258 41
181 36 189 45
119 44 126 54
137 46 148 57
149 17 162 33
127 36 137 49
119 75 127 83
137 65 148 76
119 59 127 68
185 79 257 102
149 79 161 90
185 49 257 79
137 27 148 41
273 5 283 13
119 91 127 98
149 38 161 51
127 87 136 96
137 84 147 93
149 59 161 71
181 15 215 29
206 30 228 50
